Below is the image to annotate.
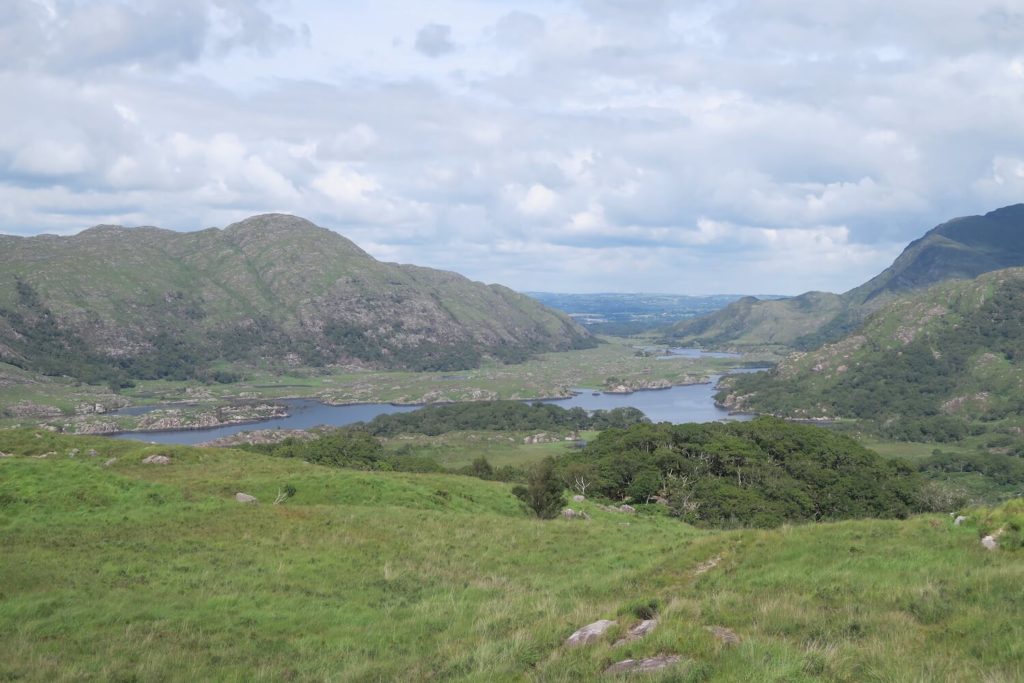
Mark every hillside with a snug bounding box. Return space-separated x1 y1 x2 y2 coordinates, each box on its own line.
664 291 846 350
0 214 593 384
1 430 1021 681
719 268 1024 433
668 204 1024 350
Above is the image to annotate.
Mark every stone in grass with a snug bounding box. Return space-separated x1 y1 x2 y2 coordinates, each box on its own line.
566 620 617 647
981 535 998 551
706 625 741 645
619 504 636 514
0 451 12 458
235 492 258 504
562 508 577 519
604 655 683 675
613 619 658 646
954 515 968 526
103 458 118 467
572 494 586 502
87 449 99 457
141 454 171 465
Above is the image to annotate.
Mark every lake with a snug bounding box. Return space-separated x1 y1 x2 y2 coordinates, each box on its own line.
113 373 758 445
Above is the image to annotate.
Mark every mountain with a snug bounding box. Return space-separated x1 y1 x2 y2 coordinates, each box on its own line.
0 214 594 384
524 292 782 335
668 204 1024 350
718 267 1024 432
663 292 846 349
846 203 1024 304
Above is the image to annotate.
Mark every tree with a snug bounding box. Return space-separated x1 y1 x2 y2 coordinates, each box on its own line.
562 461 596 496
470 456 494 479
513 457 565 519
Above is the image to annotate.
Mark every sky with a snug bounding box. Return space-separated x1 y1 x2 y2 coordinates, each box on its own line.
1 0 1023 295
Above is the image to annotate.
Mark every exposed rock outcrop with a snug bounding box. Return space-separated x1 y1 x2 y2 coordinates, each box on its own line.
604 655 682 675
565 620 617 647
613 619 658 646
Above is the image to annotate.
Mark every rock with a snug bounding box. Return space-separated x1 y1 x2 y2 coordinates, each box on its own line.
32 451 56 459
619 504 636 514
87 449 98 457
572 494 586 502
981 535 999 550
141 455 171 465
566 619 617 647
562 508 577 519
67 448 79 457
0 451 12 458
706 625 741 645
580 511 591 520
604 655 682 675
235 492 258 504
103 458 117 467
614 619 658 646
695 555 721 575
652 496 669 506
954 515 968 526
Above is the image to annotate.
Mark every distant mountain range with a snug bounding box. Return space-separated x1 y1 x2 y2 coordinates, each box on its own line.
525 292 786 335
669 204 1024 350
0 214 594 385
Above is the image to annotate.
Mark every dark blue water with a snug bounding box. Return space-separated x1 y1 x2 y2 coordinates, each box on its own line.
114 370 764 445
113 400 420 445
539 377 744 423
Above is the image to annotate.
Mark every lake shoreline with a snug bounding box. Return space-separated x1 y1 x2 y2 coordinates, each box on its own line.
108 374 760 444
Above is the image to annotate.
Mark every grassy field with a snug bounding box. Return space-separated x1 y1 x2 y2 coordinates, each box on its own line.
1 430 1022 682
381 430 595 469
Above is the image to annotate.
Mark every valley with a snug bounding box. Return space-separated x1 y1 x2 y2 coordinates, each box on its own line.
3 206 1024 682
0 337 776 436
4 4 1022 680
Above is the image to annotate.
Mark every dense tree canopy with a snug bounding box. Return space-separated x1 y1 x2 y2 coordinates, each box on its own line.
556 418 926 527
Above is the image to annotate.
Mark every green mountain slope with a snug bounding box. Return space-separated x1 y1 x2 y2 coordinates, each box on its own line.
664 291 847 349
847 203 1024 304
719 268 1024 427
669 204 1024 350
0 214 593 383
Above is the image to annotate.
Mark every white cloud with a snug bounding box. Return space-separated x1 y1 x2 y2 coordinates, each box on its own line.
1 0 1023 294
11 139 94 176
516 183 558 216
312 165 380 205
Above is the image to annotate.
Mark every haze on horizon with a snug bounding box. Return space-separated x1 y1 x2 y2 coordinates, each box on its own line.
1 0 1023 295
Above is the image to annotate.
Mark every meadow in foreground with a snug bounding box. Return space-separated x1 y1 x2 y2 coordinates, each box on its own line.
0 431 1021 681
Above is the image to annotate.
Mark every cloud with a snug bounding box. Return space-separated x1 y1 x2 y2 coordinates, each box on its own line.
1 0 1022 294
492 11 546 48
0 0 301 73
516 184 558 216
415 23 456 58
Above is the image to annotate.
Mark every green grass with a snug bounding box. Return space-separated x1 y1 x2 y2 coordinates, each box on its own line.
858 438 965 463
382 430 587 469
1 430 1022 681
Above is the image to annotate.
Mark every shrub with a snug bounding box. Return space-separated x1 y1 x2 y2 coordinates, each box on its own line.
513 458 565 519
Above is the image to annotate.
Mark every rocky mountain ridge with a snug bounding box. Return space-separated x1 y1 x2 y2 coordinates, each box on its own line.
669 204 1024 350
0 214 594 384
